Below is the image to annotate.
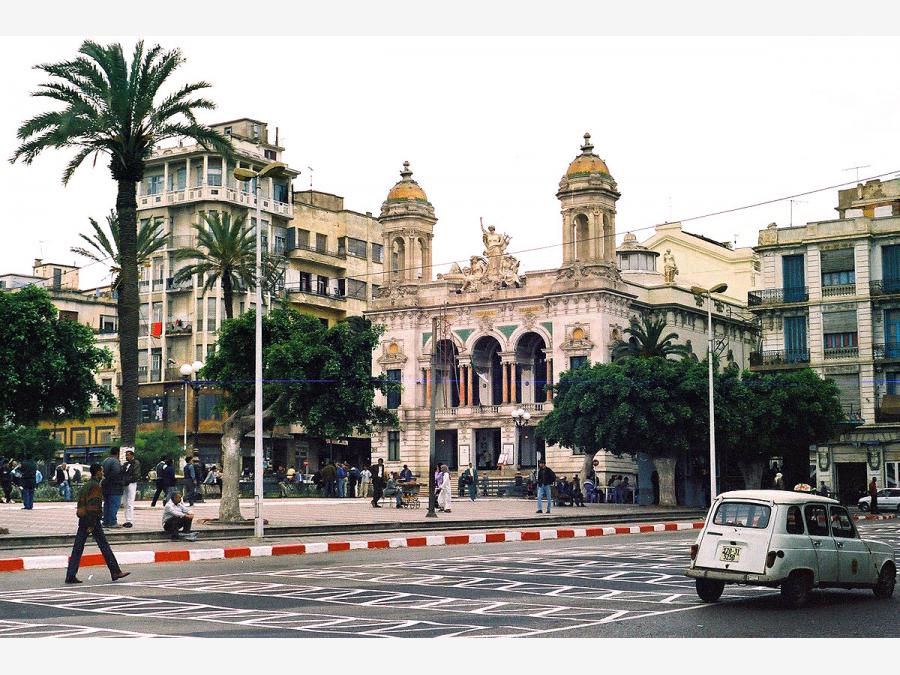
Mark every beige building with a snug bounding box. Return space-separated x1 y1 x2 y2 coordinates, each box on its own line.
639 222 759 304
750 177 900 504
366 135 757 505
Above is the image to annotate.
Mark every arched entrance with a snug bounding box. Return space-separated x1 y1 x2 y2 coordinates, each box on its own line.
471 336 503 406
514 331 548 403
434 339 460 408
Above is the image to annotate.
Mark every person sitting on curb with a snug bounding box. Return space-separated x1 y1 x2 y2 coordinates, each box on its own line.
162 492 196 541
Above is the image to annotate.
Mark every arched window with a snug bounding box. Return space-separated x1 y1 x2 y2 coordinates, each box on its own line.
418 237 427 279
391 237 406 281
574 213 590 261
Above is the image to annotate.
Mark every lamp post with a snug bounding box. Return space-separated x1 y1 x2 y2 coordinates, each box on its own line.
233 161 288 538
511 407 531 468
179 361 204 454
691 282 728 506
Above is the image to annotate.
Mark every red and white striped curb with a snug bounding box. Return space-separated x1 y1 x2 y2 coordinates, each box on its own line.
0 520 705 573
855 513 897 520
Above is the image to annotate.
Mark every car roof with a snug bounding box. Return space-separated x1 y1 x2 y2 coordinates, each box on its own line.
717 489 839 505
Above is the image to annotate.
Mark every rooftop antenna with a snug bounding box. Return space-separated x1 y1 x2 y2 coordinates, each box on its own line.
789 199 807 227
843 164 871 183
38 240 47 258
307 166 314 192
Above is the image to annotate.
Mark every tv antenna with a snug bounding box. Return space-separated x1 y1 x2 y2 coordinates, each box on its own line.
843 164 871 183
307 166 314 192
789 199 807 227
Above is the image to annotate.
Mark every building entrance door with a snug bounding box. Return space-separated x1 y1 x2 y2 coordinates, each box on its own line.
475 428 501 470
835 462 867 506
518 426 544 469
435 430 458 470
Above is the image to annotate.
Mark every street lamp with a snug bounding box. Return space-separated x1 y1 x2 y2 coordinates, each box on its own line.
691 282 728 506
179 361 204 455
511 407 531 469
233 161 289 538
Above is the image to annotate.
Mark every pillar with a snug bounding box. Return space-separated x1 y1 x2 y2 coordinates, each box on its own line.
202 155 209 186
425 367 432 407
185 157 191 191
502 362 509 403
163 161 169 193
460 365 467 406
545 357 553 402
467 365 474 406
511 362 518 403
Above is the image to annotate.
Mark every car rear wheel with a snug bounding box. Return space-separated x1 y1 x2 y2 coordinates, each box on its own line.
858 502 869 512
780 571 813 609
873 563 896 599
695 578 725 603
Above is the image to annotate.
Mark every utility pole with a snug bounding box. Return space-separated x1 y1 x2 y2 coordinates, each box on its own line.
426 312 439 517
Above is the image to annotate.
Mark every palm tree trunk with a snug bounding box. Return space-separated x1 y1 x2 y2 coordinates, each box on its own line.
222 274 234 320
655 456 678 506
116 179 139 457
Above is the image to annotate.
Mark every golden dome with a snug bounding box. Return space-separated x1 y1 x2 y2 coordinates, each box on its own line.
565 133 611 178
386 161 429 203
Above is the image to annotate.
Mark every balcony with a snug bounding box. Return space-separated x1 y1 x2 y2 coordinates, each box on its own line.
400 402 553 423
283 283 346 309
166 277 193 292
870 279 900 297
139 184 293 219
287 242 348 269
749 349 810 370
876 395 900 423
873 343 900 361
822 283 857 298
166 320 193 335
748 287 809 307
823 346 859 360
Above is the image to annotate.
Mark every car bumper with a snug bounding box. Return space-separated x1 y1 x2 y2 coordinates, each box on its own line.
685 567 779 585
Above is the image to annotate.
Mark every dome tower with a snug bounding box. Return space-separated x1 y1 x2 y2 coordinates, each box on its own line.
379 161 437 284
556 132 620 268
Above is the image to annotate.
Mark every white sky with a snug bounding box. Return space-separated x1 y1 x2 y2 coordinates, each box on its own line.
4 19 900 293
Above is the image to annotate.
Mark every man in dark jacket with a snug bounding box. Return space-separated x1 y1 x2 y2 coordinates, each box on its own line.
371 458 386 507
65 463 129 584
120 450 140 528
321 462 337 498
183 456 197 506
535 459 556 514
19 455 38 510
100 448 123 526
1 458 16 503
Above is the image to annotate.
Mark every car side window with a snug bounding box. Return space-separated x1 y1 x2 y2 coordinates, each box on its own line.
804 504 829 536
785 505 804 534
829 506 858 539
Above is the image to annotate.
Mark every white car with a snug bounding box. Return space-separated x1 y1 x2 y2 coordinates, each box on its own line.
858 488 900 512
684 490 896 608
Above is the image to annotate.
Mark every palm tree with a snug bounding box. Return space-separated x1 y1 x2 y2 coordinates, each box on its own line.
172 211 285 319
612 313 693 360
70 211 167 288
11 40 233 453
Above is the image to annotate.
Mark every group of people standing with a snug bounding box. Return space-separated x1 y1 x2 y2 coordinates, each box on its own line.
0 456 39 508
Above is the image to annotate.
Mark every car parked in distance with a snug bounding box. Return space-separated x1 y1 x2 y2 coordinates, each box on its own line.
685 490 896 608
858 488 900 512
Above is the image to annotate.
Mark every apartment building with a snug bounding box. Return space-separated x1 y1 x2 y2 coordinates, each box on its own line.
750 177 900 504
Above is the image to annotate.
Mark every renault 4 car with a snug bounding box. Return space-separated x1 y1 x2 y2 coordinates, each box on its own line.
684 490 896 608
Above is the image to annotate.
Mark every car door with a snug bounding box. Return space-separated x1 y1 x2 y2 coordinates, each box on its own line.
829 505 878 585
804 504 838 583
884 489 900 511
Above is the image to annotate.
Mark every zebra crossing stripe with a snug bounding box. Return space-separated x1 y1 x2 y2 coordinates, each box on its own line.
0 521 708 574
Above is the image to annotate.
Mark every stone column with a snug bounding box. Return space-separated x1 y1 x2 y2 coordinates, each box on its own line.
545 357 553 402
163 161 169 194
502 362 509 403
202 155 209 186
460 365 468 406
467 364 474 406
185 157 191 193
425 367 432 407
511 362 518 403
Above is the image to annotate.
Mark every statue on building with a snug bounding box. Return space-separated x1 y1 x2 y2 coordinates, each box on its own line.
663 248 678 284
461 255 488 292
500 254 522 288
481 218 511 276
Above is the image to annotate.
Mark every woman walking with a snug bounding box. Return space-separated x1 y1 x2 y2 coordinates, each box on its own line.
437 464 452 513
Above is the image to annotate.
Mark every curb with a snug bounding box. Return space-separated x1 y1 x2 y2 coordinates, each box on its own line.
0 520 705 574
855 513 897 520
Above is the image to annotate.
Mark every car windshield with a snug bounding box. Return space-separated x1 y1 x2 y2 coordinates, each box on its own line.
713 501 771 529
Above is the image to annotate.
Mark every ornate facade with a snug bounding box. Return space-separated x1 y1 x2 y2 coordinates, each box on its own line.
366 136 758 501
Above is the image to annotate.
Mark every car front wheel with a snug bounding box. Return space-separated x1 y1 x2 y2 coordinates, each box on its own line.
780 571 813 609
695 578 725 603
873 563 896 599
858 502 869 512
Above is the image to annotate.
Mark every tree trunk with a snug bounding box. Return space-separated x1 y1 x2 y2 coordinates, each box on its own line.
655 456 678 506
116 179 139 458
581 451 595 485
222 271 233 320
737 459 766 492
219 407 247 523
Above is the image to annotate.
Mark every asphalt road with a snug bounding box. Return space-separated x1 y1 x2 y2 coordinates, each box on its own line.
0 521 897 638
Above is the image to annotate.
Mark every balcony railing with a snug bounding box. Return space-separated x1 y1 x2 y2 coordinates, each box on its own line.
749 349 810 368
873 343 900 361
870 279 900 296
288 241 347 260
748 287 809 306
166 277 193 292
822 283 857 298
166 320 193 335
823 346 859 360
283 283 347 302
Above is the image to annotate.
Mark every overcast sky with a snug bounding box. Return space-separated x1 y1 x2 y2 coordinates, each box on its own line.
3 35 900 289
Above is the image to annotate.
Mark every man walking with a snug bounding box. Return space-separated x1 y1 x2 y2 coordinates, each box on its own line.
150 457 174 507
65 463 129 584
869 476 880 514
336 462 346 498
182 455 197 506
101 448 123 527
162 492 196 541
535 459 556 514
19 454 38 510
120 450 140 528
371 458 386 507
359 465 372 499
462 463 478 501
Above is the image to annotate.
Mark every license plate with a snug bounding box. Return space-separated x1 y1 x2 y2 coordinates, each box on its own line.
719 546 741 562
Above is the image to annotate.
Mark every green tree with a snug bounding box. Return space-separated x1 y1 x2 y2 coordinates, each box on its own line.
0 425 64 463
172 211 285 320
0 286 115 426
70 210 168 287
133 429 184 479
538 357 709 506
11 40 233 454
202 309 398 522
612 314 694 361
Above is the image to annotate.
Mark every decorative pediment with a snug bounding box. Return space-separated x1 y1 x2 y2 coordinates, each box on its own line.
377 339 408 366
561 322 594 353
